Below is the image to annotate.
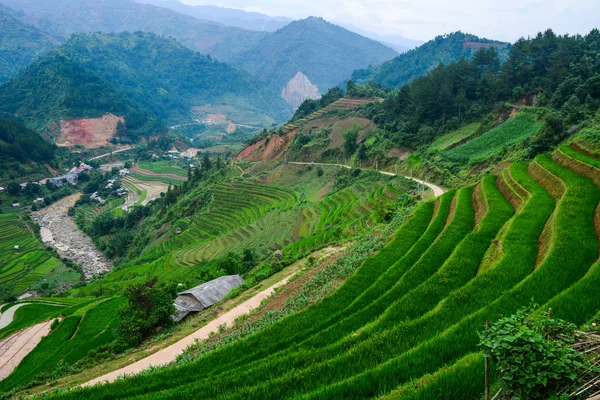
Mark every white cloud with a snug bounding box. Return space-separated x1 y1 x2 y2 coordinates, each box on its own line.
181 0 599 42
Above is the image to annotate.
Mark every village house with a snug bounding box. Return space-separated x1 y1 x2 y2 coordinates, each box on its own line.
69 163 93 175
119 168 131 177
64 174 78 185
182 148 199 160
173 275 244 322
49 177 63 187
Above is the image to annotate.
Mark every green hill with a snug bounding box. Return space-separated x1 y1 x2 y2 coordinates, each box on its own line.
0 8 59 83
0 32 292 132
3 1 397 96
0 0 264 53
42 141 600 400
352 31 509 87
217 17 398 92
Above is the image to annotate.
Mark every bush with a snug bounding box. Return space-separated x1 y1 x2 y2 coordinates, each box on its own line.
116 277 177 348
480 306 584 399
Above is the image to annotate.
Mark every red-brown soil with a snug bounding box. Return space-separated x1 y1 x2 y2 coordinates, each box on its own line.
57 114 124 148
234 129 297 162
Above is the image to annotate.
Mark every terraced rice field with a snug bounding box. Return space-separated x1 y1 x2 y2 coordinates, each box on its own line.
58 143 600 400
0 215 62 296
0 297 125 393
165 183 296 256
445 113 543 163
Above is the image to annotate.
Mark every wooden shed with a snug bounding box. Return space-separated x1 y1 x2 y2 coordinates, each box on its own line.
173 275 244 322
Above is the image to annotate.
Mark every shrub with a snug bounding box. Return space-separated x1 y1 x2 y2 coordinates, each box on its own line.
480 306 584 400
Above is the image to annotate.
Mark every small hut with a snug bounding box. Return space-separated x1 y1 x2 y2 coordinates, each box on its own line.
173 275 244 322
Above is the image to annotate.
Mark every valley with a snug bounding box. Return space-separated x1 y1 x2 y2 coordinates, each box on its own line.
0 1 599 399
31 194 111 280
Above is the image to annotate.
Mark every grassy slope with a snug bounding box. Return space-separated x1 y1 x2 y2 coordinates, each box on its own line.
445 113 543 163
49 145 600 400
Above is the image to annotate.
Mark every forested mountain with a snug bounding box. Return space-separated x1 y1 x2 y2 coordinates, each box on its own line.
0 32 292 135
362 29 600 151
216 17 398 93
134 0 292 32
0 0 265 54
0 118 55 163
0 7 59 83
352 31 509 88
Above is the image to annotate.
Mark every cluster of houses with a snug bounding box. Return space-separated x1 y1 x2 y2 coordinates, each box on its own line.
37 163 94 188
165 147 199 161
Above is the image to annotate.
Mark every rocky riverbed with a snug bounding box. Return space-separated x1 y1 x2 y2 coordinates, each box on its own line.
31 193 111 279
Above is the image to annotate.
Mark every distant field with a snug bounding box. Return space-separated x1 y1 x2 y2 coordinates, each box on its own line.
431 122 480 150
129 173 183 186
138 161 187 177
445 113 543 163
0 214 63 296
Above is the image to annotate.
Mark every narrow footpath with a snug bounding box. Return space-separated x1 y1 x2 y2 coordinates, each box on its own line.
286 161 445 197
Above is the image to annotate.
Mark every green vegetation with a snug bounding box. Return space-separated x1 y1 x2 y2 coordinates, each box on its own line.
0 9 58 83
430 122 479 150
445 113 543 163
49 143 600 400
0 297 125 394
137 161 187 177
0 32 291 137
222 17 397 92
353 31 509 87
0 214 69 299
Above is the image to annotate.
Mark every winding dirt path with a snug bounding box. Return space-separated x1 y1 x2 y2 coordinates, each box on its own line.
0 320 53 380
0 304 30 330
287 161 445 198
84 271 297 387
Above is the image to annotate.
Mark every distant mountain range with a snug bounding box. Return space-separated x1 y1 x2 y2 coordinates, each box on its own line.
352 31 510 88
134 0 292 32
0 6 59 83
214 17 398 94
0 0 399 100
0 32 292 132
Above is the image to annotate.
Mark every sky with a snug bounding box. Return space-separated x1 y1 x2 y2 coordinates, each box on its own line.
181 0 599 43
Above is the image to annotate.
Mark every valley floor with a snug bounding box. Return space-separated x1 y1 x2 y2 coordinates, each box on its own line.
31 194 111 279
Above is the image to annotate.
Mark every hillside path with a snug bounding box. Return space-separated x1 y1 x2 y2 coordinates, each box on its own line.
0 320 53 380
83 271 297 387
89 146 137 161
287 161 445 197
0 304 30 330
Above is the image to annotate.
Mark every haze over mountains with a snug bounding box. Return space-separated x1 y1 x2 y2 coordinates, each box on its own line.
0 0 404 111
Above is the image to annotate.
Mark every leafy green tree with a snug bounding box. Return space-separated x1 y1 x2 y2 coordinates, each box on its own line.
116 277 176 348
7 182 21 196
342 123 360 157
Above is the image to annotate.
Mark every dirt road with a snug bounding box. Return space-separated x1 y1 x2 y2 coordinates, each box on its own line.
89 146 137 161
0 320 53 380
84 271 297 386
287 161 445 198
31 194 111 279
0 304 30 330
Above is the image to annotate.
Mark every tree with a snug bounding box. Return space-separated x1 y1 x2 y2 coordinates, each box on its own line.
202 154 212 170
115 277 176 348
7 182 21 196
342 123 360 157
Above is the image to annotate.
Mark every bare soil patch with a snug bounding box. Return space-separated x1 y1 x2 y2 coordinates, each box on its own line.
57 114 124 149
234 129 297 162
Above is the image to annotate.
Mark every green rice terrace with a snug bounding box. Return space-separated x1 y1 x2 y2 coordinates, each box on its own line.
0 214 66 297
74 163 417 296
29 139 599 400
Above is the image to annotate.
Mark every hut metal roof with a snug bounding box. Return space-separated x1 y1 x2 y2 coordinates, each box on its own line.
179 275 244 309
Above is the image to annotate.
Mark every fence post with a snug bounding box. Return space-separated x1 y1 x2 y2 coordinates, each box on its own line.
485 319 490 400
547 308 552 319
